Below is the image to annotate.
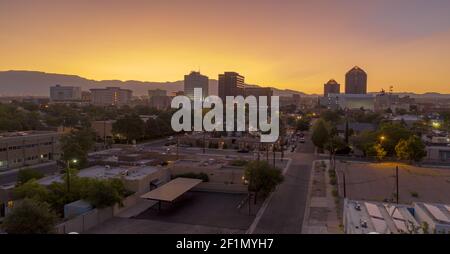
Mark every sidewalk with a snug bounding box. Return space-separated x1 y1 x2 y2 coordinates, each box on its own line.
302 160 342 234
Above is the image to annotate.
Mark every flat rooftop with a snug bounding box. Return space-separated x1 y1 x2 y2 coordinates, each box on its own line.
140 177 202 202
38 165 160 185
344 199 420 234
415 202 450 225
0 131 58 138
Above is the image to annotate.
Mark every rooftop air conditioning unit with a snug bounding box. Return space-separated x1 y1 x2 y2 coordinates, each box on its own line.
361 220 368 228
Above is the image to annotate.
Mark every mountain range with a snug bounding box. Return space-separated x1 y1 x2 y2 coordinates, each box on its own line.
1 70 449 99
0 70 306 97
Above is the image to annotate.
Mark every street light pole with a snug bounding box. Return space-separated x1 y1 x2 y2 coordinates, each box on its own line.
396 165 399 204
343 171 347 198
66 159 77 194
67 160 71 193
203 132 206 154
273 145 276 167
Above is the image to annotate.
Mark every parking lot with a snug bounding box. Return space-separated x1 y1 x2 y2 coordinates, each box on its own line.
87 191 262 234
134 191 260 230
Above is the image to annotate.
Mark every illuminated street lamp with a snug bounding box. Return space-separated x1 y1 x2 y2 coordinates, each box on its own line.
380 136 386 142
432 121 441 128
66 159 78 193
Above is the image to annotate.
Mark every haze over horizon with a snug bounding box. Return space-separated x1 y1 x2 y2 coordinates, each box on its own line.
2 0 450 94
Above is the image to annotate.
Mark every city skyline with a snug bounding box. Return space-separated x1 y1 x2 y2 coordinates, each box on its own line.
2 0 450 94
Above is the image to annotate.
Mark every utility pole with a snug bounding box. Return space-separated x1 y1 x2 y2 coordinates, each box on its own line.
176 136 179 160
343 171 347 198
257 142 260 161
273 146 276 167
103 120 106 148
396 166 399 204
66 160 71 193
203 132 206 154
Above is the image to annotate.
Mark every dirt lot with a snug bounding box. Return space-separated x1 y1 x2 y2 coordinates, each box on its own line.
335 161 450 204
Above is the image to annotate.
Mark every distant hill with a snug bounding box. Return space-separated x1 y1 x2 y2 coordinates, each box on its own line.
0 70 306 97
0 70 185 96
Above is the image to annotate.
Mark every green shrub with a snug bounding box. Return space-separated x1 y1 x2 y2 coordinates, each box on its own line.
2 199 57 234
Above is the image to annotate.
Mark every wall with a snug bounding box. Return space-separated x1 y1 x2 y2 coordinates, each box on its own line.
55 194 138 234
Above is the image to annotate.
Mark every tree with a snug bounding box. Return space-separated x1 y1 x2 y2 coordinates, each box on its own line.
2 199 57 234
395 136 427 162
83 179 125 208
324 136 346 168
13 179 49 202
321 110 342 124
60 128 95 167
311 119 329 151
112 114 144 143
17 168 44 185
378 123 411 156
295 118 310 132
374 143 387 161
244 161 283 202
351 130 378 156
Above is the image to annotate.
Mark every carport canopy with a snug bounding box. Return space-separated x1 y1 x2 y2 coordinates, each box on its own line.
140 177 202 202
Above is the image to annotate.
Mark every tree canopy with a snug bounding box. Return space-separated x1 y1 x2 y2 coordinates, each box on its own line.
244 161 283 199
2 198 57 234
395 136 427 162
311 119 330 150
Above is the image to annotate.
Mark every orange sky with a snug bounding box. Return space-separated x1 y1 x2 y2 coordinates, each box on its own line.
1 0 450 94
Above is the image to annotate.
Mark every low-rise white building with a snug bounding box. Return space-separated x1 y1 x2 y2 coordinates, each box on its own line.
426 146 450 162
344 199 450 234
38 165 169 195
344 199 421 234
413 202 450 234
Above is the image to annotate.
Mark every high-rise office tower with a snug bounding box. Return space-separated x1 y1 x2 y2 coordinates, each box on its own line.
345 66 367 94
218 72 245 102
184 71 209 100
324 79 341 96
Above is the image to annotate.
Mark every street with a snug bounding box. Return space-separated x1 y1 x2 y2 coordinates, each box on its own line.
250 133 316 233
0 162 58 185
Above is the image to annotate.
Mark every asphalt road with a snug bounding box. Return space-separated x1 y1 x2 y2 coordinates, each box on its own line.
251 133 316 234
0 162 58 185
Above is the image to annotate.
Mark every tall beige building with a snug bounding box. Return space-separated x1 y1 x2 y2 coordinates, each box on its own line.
90 87 132 106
